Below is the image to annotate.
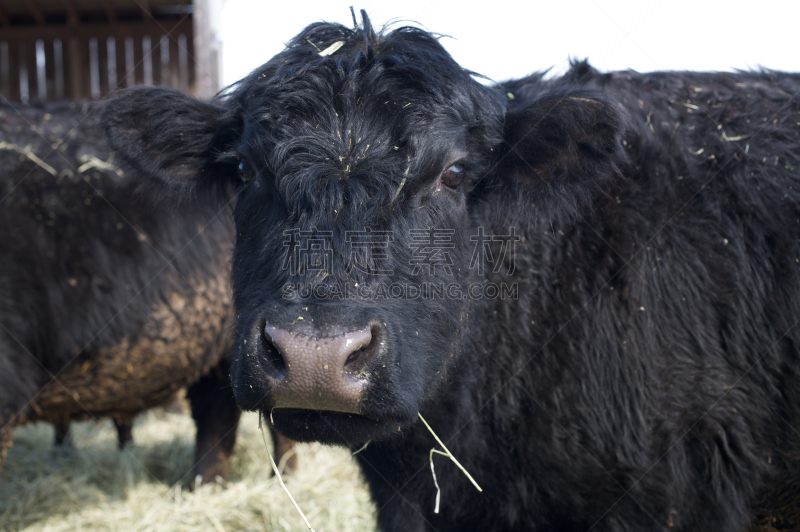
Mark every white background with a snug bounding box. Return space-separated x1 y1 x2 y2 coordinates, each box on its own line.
219 1 800 88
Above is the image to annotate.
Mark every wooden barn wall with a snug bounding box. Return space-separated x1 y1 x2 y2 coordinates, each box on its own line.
0 20 195 103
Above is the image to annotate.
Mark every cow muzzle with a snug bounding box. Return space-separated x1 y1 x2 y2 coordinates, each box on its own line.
258 323 382 414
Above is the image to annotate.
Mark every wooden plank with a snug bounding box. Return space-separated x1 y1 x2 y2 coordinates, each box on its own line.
88 36 99 98
42 38 56 101
114 33 124 92
59 0 80 26
0 20 193 43
105 35 116 93
177 33 188 92
99 35 111 96
192 0 210 98
139 0 152 21
18 41 30 103
100 0 117 24
53 37 65 99
7 40 20 101
141 34 152 85
24 0 45 26
122 35 134 87
158 33 169 86
0 5 10 27
0 42 10 99
78 35 91 100
35 38 46 101
60 0 80 99
67 36 82 99
191 0 220 98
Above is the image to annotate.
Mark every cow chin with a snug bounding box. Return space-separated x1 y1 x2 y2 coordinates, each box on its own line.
268 408 407 446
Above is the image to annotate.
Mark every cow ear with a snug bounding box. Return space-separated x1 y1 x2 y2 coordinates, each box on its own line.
102 87 237 198
487 91 629 222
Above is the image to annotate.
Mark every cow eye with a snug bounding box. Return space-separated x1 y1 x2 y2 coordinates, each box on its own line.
238 158 256 182
441 164 465 189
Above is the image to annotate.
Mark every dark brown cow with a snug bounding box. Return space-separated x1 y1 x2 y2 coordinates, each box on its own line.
0 101 295 484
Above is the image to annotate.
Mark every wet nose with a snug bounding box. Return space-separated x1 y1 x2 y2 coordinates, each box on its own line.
260 325 378 413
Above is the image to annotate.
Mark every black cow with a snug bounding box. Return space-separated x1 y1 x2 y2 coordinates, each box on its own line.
102 12 800 531
0 102 296 484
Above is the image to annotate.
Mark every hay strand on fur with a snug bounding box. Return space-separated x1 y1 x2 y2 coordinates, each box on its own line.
428 449 450 513
352 440 370 456
77 154 124 176
393 176 407 201
318 41 344 57
418 412 482 512
0 141 57 176
258 415 316 531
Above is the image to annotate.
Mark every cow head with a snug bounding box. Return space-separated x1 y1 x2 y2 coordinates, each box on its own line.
102 12 627 446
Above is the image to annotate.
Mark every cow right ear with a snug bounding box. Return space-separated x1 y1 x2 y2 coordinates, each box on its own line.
486 90 629 223
102 87 237 198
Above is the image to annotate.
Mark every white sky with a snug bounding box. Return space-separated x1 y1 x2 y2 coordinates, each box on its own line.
219 1 800 88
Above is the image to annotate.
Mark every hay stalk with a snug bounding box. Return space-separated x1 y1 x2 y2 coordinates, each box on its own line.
258 415 316 532
418 413 482 513
0 141 57 176
352 440 370 456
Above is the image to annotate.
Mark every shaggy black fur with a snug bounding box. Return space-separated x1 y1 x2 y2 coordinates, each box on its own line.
0 102 249 483
103 11 800 531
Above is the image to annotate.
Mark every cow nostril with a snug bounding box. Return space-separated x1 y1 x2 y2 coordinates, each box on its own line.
344 344 368 366
260 327 287 379
343 323 383 370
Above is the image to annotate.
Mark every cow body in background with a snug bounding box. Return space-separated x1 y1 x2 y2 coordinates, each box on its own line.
103 12 800 531
0 102 295 484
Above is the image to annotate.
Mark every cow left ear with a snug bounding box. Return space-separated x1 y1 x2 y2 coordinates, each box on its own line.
486 91 629 222
102 87 238 199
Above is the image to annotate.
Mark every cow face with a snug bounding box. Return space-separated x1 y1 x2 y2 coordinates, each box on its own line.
103 14 627 446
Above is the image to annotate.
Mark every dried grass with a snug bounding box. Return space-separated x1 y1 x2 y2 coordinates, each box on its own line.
0 410 377 532
258 415 315 531
418 413 482 514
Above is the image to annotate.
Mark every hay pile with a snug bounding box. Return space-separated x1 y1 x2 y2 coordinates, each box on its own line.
0 410 377 531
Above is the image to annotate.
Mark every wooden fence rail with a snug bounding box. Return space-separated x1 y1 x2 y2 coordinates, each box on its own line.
0 19 195 103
